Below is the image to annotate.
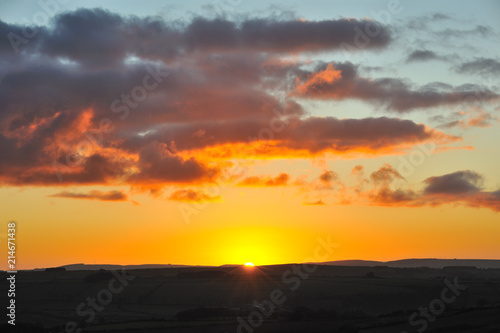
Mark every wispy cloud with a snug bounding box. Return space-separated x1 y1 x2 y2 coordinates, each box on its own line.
49 190 128 201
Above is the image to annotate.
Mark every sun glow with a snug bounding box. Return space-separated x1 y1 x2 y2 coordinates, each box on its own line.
244 262 255 267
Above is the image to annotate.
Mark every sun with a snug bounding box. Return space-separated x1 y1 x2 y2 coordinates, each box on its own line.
244 262 255 267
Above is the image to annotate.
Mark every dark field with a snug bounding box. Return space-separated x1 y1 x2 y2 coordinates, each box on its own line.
2 265 500 332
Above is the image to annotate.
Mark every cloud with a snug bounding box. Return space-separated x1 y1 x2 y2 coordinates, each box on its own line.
187 17 392 53
2 153 128 186
359 168 500 212
303 199 326 206
238 173 290 187
313 170 340 191
456 58 500 77
370 164 404 184
0 112 458 187
365 164 416 205
128 142 218 184
417 171 500 211
351 165 364 176
407 13 450 28
463 111 497 128
436 25 493 39
296 63 342 94
2 9 392 61
423 170 483 195
431 109 498 129
406 50 442 63
431 13 450 21
292 62 499 112
168 189 221 203
319 170 338 184
49 190 128 201
0 8 484 192
141 116 458 157
370 187 418 205
404 15 494 42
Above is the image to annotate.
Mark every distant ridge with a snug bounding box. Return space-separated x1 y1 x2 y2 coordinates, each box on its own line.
321 260 382 267
28 259 500 271
34 263 207 271
322 259 500 269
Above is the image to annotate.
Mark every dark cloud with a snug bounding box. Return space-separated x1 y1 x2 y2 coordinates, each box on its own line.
423 170 483 195
128 142 218 184
284 116 456 153
406 50 441 63
49 190 128 201
236 18 392 52
39 9 129 68
293 62 499 112
2 9 392 61
126 115 457 156
0 8 481 191
456 58 500 77
362 168 500 212
418 171 500 211
2 153 127 186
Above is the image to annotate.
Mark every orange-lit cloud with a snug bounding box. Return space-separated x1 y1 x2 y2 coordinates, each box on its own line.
435 109 498 129
0 8 495 211
295 63 342 94
289 165 500 212
356 167 500 212
293 62 499 112
2 110 461 188
49 190 128 201
238 173 290 187
148 116 459 157
168 189 221 203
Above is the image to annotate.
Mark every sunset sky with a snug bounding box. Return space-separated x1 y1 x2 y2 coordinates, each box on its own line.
1 0 499 270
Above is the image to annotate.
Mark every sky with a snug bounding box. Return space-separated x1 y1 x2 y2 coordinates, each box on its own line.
1 0 499 270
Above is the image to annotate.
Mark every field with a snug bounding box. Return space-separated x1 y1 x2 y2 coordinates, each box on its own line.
1 264 500 332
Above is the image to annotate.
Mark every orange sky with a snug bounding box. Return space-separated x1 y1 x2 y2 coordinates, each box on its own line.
2 181 500 270
1 2 500 270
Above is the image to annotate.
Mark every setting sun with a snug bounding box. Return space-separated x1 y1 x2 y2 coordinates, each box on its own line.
244 262 255 267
